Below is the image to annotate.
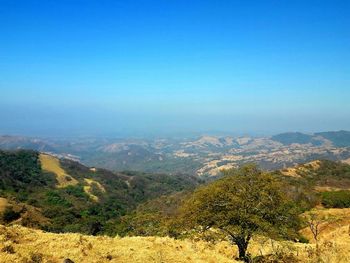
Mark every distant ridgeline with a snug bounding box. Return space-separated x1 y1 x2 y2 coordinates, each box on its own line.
0 130 349 177
314 130 350 147
0 150 201 236
271 130 350 146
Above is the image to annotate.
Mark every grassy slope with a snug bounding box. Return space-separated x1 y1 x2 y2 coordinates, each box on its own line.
1 209 350 263
298 207 350 263
39 154 78 188
279 159 350 196
0 224 236 263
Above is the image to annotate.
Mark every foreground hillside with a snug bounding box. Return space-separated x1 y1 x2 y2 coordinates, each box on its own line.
0 224 236 263
1 207 350 263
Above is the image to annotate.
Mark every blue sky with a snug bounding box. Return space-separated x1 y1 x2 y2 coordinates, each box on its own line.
0 0 349 137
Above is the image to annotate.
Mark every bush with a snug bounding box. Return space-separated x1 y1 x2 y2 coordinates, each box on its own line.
1 245 15 254
298 236 309 243
65 185 89 199
2 206 21 223
30 252 43 263
45 191 72 207
321 190 350 208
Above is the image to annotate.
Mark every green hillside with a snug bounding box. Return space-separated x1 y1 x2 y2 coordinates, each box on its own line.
0 150 201 236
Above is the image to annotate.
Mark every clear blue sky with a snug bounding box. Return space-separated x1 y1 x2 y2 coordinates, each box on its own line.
0 0 349 137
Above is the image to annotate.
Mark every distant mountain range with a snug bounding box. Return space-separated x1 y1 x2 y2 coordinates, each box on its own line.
0 130 349 176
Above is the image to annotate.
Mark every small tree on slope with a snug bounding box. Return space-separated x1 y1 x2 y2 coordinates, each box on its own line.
178 164 301 262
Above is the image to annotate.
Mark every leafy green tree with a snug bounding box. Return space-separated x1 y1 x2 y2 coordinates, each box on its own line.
178 164 301 262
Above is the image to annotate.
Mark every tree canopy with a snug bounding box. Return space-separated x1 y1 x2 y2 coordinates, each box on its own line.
179 164 301 261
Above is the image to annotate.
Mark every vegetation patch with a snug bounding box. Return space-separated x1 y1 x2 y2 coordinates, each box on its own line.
83 178 106 202
45 191 72 208
322 191 350 208
1 206 21 223
64 185 89 199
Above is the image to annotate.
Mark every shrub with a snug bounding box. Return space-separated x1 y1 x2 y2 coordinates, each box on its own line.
30 252 43 263
321 190 350 208
45 191 72 207
65 185 88 199
298 236 309 243
2 206 21 223
1 245 15 254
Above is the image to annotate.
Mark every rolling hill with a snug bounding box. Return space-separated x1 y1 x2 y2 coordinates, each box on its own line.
271 130 350 147
270 132 321 145
315 130 350 147
0 150 201 236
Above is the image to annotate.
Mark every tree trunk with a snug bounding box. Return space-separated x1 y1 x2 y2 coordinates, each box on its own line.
226 232 251 262
237 241 248 262
235 236 250 262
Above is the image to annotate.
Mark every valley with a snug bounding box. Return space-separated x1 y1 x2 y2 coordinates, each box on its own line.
1 132 350 262
1 131 350 177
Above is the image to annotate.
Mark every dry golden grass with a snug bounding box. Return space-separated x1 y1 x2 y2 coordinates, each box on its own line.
300 207 350 242
83 178 106 202
39 154 78 188
0 219 350 262
0 198 8 214
297 207 350 263
342 158 350 165
280 167 302 178
281 160 321 178
314 186 350 192
0 225 237 263
1 207 349 262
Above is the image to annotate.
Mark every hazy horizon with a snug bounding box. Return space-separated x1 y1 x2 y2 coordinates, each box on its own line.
1 0 349 137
